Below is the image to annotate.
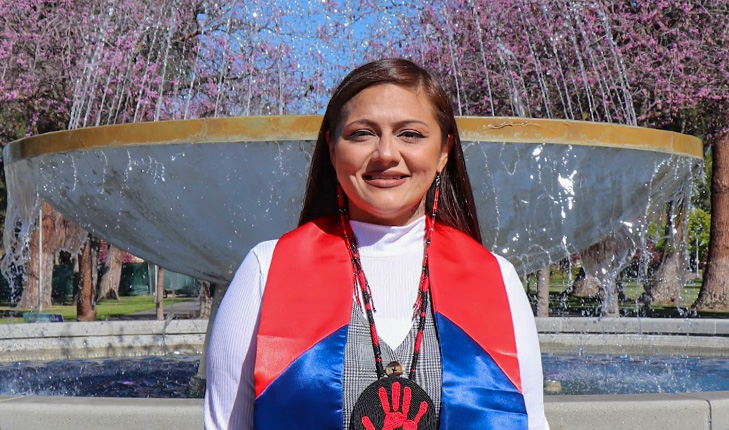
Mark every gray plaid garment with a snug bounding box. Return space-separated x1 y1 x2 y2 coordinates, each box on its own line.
342 299 442 428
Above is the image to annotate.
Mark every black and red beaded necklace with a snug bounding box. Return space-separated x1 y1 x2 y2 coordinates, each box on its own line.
338 176 440 430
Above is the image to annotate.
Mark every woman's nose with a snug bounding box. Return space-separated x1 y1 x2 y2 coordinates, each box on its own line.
372 133 400 164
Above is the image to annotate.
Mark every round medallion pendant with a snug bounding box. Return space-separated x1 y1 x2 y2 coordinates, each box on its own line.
349 377 437 430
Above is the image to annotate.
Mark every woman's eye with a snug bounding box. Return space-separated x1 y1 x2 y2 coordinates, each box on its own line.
400 131 424 142
348 130 374 139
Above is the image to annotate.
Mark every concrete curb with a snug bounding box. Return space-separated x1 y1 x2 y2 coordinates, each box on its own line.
535 316 729 336
4 317 729 362
539 333 729 357
0 319 207 362
544 391 729 430
1 393 728 430
0 396 204 430
535 317 729 357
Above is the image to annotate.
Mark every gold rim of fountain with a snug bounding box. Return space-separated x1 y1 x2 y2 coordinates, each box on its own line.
4 116 703 163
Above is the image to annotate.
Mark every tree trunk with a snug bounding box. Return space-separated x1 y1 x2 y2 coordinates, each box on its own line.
598 282 620 317
536 266 550 317
156 267 165 320
90 237 100 292
76 234 97 321
18 202 55 309
647 200 688 306
147 262 155 295
98 245 123 300
72 255 80 299
41 243 54 308
649 251 683 305
190 282 229 398
19 226 40 309
197 280 212 319
576 229 635 317
570 267 600 297
41 202 55 308
696 132 729 310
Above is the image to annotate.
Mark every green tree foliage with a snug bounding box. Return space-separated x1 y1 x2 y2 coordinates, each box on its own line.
688 208 711 272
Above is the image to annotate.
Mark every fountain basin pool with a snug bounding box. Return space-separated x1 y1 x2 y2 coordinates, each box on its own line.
3 353 729 398
0 356 199 398
0 354 729 398
542 354 729 395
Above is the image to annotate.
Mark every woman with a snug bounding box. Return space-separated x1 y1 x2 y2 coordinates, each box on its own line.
205 58 548 430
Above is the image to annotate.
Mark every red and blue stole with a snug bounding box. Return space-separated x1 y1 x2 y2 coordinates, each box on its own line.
253 216 527 429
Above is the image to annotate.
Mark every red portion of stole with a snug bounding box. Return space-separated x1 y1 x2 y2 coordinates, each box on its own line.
429 223 522 393
254 217 353 397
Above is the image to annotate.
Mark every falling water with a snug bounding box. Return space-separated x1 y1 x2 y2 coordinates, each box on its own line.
3 0 699 316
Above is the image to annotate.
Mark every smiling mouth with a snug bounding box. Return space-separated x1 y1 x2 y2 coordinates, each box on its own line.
363 174 409 187
364 174 408 180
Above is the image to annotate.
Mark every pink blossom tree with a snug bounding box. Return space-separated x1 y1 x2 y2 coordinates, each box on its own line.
412 0 729 312
0 0 351 315
1 0 223 316
1 0 191 315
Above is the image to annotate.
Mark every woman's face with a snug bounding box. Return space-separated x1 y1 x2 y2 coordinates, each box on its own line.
328 84 451 226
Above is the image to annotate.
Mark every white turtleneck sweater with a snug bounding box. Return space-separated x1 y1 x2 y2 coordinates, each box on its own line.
204 217 548 430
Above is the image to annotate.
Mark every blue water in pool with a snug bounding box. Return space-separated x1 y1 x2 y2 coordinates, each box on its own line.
542 354 729 395
2 354 729 397
0 356 199 398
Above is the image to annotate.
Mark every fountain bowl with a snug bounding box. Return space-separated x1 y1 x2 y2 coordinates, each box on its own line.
3 116 702 283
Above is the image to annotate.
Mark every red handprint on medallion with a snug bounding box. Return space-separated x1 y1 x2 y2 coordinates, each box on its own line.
349 378 436 430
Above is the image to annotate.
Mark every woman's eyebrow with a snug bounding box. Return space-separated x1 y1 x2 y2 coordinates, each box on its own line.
344 118 430 128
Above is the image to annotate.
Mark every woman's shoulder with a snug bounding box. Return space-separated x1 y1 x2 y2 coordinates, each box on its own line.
247 239 279 270
243 217 337 276
250 239 279 258
230 239 279 281
434 223 499 262
492 253 518 275
433 224 522 286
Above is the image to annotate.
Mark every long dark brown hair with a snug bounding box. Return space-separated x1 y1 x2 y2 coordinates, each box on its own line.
298 58 482 243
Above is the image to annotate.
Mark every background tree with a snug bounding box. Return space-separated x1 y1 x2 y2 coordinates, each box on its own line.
698 124 729 309
608 2 729 309
535 266 550 317
97 243 123 300
75 233 97 321
689 208 711 274
646 200 689 305
1 0 233 313
413 0 729 313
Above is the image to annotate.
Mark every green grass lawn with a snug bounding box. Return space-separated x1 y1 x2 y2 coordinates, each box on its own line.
545 277 702 305
524 273 729 318
4 276 726 322
0 295 194 324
